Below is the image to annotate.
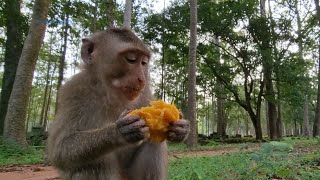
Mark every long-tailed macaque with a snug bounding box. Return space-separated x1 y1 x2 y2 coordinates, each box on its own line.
48 28 190 180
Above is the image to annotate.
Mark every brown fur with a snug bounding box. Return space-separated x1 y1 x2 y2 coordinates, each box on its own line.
48 28 168 180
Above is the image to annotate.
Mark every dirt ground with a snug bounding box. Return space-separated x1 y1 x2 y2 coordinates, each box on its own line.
0 147 258 180
0 164 59 180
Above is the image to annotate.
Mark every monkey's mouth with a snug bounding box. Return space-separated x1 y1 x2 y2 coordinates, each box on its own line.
123 86 143 100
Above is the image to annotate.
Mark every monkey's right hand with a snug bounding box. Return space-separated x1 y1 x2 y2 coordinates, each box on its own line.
116 114 149 143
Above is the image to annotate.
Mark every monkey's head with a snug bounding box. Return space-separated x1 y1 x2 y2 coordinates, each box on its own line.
81 28 151 101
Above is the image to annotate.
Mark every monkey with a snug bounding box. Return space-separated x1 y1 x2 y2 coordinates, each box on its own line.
47 28 190 180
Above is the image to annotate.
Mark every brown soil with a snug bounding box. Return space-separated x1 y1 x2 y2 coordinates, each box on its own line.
0 164 59 180
0 146 259 180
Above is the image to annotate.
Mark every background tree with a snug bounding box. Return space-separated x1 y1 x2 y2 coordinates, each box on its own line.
55 0 70 113
0 0 25 135
3 0 51 146
259 0 279 140
313 0 320 137
187 0 198 147
123 0 132 28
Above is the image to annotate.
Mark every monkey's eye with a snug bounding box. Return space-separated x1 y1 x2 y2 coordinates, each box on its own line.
141 56 149 66
125 52 137 64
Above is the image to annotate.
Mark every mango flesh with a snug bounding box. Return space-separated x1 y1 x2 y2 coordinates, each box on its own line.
129 100 180 142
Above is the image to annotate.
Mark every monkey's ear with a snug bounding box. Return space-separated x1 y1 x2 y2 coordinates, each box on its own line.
81 38 94 64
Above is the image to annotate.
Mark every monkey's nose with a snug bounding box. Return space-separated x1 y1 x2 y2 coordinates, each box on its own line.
138 78 145 88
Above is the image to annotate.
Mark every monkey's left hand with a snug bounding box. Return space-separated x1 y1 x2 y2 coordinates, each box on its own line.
167 119 190 142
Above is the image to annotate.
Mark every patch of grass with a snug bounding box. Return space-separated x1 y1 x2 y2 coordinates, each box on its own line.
169 139 320 179
0 138 44 166
168 140 256 153
169 153 250 180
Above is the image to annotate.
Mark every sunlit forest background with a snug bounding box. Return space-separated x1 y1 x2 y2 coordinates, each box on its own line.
0 0 319 179
2 0 318 141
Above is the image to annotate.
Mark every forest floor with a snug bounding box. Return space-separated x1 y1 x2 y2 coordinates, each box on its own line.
0 144 259 180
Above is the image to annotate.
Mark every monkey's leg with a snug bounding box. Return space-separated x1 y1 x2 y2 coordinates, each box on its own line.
127 141 168 180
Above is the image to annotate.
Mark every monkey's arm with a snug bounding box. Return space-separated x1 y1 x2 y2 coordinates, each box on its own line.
49 123 125 169
49 114 148 170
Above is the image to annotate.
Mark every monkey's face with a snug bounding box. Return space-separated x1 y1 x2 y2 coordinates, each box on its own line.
80 29 151 101
110 50 150 101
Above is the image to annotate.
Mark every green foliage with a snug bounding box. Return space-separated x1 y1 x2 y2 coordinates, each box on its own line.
248 142 295 179
27 127 47 146
169 153 250 180
168 140 232 152
169 139 320 179
0 137 44 166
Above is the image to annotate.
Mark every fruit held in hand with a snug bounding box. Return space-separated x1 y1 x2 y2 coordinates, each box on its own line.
129 100 179 142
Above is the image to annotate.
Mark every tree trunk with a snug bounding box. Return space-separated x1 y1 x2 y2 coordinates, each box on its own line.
207 101 210 135
248 111 263 140
294 119 299 136
264 100 268 137
106 0 116 27
0 0 24 135
293 0 310 137
237 117 240 135
211 95 216 133
161 1 166 100
186 0 198 148
3 0 51 146
39 56 52 126
123 0 132 29
245 117 249 136
313 0 320 137
43 84 52 130
217 88 226 137
268 0 282 138
260 0 278 140
43 62 57 130
303 95 311 136
214 34 227 138
92 0 98 32
55 4 70 114
26 95 34 133
276 78 282 137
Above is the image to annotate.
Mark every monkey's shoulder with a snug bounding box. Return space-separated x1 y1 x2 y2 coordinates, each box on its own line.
59 72 96 100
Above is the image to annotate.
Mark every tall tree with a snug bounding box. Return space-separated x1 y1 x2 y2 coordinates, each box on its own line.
39 52 53 126
3 0 51 146
55 0 70 114
106 0 116 27
303 95 311 136
214 35 227 138
268 0 282 138
313 0 320 137
161 0 166 101
0 0 24 135
197 0 264 140
123 0 132 28
187 0 198 148
260 0 279 140
92 0 98 32
293 0 310 137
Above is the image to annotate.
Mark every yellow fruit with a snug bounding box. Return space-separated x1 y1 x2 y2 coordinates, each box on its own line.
129 100 179 142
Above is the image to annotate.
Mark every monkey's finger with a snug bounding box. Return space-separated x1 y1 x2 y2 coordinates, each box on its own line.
170 119 190 128
116 115 141 127
168 132 185 142
118 120 146 134
125 131 146 143
140 126 150 140
168 126 189 135
119 109 130 117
